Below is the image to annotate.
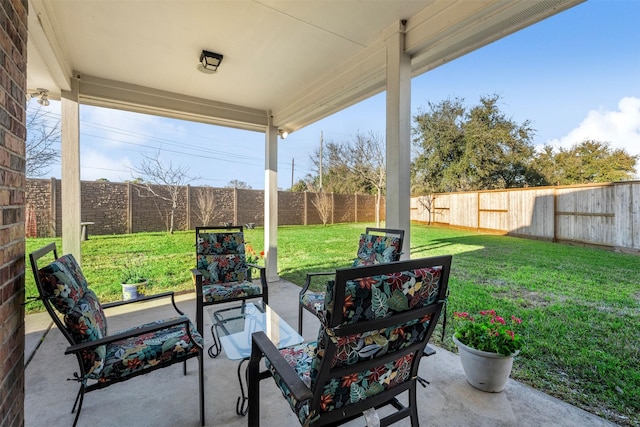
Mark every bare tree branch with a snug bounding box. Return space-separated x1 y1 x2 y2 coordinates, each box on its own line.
129 151 198 233
26 103 61 177
312 192 332 226
194 187 221 226
325 131 386 225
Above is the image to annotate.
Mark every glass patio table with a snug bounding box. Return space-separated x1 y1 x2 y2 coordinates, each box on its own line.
208 302 303 415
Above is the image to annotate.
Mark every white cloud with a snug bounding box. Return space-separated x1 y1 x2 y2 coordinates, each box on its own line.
80 149 134 182
546 96 640 156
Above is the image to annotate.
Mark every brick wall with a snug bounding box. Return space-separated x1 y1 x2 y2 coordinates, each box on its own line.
26 179 383 236
0 1 28 426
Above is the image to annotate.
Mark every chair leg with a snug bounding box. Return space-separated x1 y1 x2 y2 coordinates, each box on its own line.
298 301 304 334
199 350 205 426
248 349 261 426
409 382 419 426
441 290 449 342
71 383 85 427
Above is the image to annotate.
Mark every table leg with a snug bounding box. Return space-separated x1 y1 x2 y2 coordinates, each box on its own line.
208 323 222 358
236 359 249 416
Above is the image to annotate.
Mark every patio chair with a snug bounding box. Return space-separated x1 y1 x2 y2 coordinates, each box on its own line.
248 255 452 426
192 225 268 357
29 242 205 427
298 227 404 334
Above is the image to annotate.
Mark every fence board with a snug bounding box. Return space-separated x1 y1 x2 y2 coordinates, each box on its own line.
449 193 478 228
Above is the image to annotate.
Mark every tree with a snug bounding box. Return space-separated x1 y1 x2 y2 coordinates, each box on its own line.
412 95 537 193
291 175 313 192
226 180 252 189
321 131 387 226
130 151 197 234
26 103 61 177
194 187 221 226
532 140 637 185
312 191 332 226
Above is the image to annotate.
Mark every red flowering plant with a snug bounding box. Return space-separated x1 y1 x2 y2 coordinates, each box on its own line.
453 310 523 356
245 244 264 265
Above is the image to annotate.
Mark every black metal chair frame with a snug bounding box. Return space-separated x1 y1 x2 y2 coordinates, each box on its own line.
297 227 405 334
192 225 269 357
29 242 205 427
250 256 452 427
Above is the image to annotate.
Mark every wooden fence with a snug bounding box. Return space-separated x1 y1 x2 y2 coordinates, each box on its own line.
411 181 640 253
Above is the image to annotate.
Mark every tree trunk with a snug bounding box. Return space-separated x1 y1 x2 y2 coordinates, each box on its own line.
169 199 176 234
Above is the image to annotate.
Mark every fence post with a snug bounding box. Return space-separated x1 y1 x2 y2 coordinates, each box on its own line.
50 177 57 237
186 184 191 230
476 191 480 231
354 193 358 223
553 186 558 243
233 187 238 225
331 192 335 224
304 191 308 225
127 182 133 234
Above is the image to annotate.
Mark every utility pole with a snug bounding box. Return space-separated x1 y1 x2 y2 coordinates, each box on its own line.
319 130 323 191
291 158 294 189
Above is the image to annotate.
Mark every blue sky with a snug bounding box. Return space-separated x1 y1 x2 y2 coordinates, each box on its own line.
35 0 640 189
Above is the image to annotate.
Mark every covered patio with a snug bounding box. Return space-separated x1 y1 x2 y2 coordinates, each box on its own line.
27 0 586 275
24 279 613 427
19 1 603 426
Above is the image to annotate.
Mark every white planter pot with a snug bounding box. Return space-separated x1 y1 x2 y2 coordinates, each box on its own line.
121 280 147 301
453 335 516 392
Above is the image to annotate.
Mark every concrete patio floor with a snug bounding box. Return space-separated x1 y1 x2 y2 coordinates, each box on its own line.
24 279 616 427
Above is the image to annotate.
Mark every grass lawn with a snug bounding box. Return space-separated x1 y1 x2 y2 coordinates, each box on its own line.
25 223 639 426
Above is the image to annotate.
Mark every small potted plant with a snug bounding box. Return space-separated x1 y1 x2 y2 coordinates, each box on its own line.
120 254 149 300
453 309 524 392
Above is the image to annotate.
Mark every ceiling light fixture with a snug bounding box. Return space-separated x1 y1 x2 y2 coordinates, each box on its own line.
198 50 224 74
279 129 289 139
27 88 50 106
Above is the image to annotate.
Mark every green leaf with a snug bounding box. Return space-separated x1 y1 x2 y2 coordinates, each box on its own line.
387 289 409 312
371 286 388 317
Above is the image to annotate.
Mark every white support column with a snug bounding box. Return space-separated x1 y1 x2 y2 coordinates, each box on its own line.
61 78 82 262
264 116 279 282
385 21 411 259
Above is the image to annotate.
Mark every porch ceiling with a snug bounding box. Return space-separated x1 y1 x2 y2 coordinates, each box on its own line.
27 0 584 133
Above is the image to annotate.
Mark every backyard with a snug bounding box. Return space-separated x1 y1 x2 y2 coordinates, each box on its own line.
24 223 639 426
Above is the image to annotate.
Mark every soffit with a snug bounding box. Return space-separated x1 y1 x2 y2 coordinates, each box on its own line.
26 0 584 133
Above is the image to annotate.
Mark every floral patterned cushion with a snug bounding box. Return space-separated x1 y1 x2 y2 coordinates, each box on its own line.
196 232 245 255
201 281 262 303
38 254 89 314
299 291 325 316
267 341 416 425
266 342 318 425
273 267 443 424
323 267 442 325
197 254 248 284
64 289 108 376
91 316 203 383
351 234 401 267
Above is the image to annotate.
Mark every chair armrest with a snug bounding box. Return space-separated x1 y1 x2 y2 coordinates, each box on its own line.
102 291 175 309
246 263 269 305
246 262 264 271
250 331 312 402
102 291 185 316
64 316 201 355
299 271 334 295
